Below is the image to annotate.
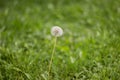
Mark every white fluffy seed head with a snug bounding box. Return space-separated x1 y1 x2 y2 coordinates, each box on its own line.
51 26 63 37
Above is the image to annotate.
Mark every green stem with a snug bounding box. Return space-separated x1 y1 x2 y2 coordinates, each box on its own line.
48 37 57 80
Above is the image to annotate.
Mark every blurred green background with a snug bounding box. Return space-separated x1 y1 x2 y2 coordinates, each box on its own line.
0 0 120 80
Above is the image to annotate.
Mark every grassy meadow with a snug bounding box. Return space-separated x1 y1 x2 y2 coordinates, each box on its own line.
0 0 120 80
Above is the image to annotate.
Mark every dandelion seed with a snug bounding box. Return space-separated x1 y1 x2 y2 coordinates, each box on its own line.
51 26 63 37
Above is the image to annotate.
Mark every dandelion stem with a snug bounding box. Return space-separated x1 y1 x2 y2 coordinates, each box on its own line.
48 37 57 79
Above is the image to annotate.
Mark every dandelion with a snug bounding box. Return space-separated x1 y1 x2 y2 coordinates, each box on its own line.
48 26 63 79
51 26 63 37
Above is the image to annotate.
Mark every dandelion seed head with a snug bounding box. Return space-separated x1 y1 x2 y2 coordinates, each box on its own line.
51 26 63 37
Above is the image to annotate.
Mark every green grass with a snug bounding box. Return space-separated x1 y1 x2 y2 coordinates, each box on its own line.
0 0 120 80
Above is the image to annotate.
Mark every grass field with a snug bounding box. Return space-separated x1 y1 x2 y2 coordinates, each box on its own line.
0 0 120 80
